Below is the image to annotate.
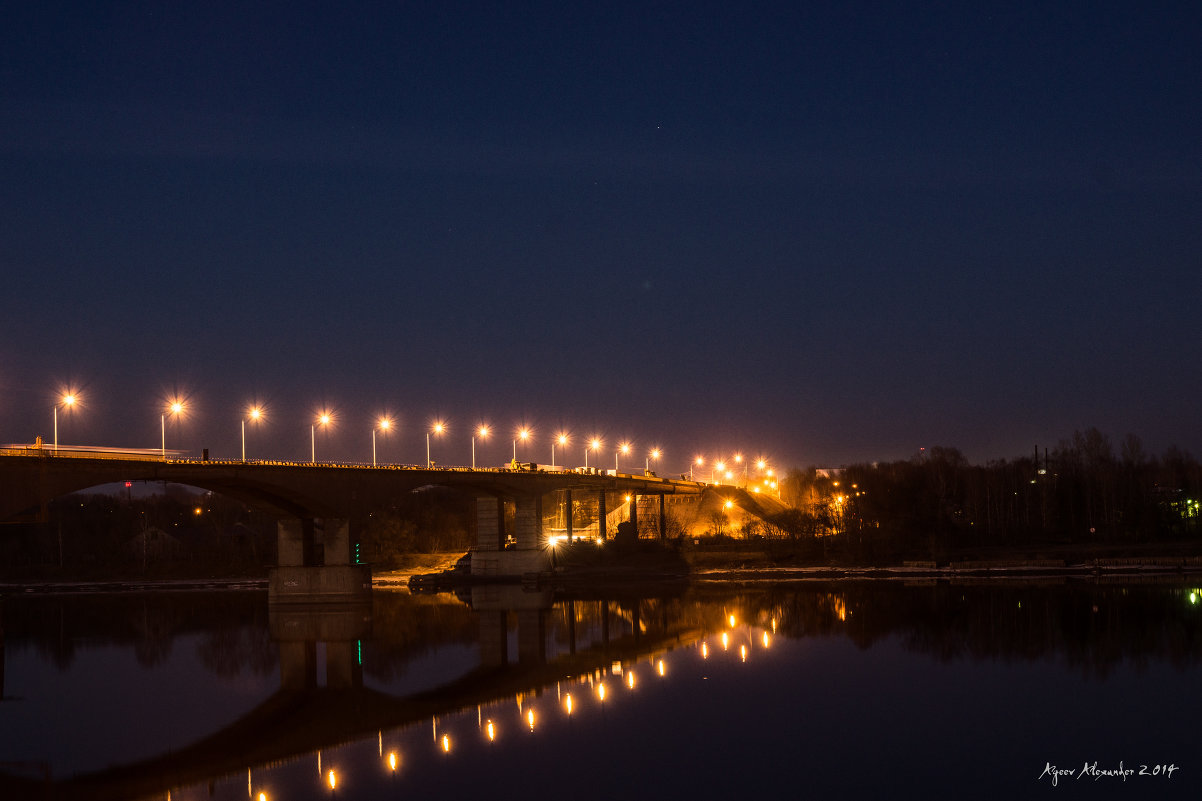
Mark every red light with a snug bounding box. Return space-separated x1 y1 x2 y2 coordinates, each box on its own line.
125 482 132 488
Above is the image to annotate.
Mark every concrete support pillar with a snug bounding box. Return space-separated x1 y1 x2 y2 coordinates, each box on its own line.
565 489 574 543
629 493 639 535
517 609 546 665
321 518 351 565
476 496 504 551
659 494 667 540
478 611 508 668
598 491 607 540
278 518 315 567
513 495 543 549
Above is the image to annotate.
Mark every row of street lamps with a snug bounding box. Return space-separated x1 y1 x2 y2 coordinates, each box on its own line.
47 393 700 473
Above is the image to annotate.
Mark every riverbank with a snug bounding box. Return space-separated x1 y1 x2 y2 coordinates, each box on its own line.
4 542 1201 595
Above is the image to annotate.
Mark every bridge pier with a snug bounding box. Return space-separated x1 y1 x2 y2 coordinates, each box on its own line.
270 517 371 604
564 489 574 543
597 490 607 540
471 494 550 578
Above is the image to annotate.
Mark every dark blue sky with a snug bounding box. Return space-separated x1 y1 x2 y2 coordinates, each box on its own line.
3 1 1200 471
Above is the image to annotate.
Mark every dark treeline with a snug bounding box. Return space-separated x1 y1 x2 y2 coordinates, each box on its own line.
0 485 278 578
774 428 1202 561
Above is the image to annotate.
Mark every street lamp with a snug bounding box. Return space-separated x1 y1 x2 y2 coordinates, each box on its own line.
242 405 263 462
693 455 704 481
162 399 185 459
586 437 602 468
312 411 332 463
427 421 445 468
714 460 725 484
553 432 569 467
53 391 78 453
514 427 531 463
646 447 661 473
473 424 490 470
373 417 392 466
616 441 630 472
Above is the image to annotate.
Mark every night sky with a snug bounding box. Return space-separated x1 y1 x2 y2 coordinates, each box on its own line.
3 1 1200 473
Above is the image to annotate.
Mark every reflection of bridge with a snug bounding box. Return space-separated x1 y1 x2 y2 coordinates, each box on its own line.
1 587 703 801
0 452 703 582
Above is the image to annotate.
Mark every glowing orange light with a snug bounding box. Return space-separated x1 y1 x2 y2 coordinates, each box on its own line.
589 437 602 450
486 720 496 742
378 417 391 431
657 659 665 676
526 709 536 731
432 421 445 435
564 694 573 715
327 769 336 790
597 682 606 701
478 425 490 438
441 734 451 753
388 751 398 772
557 433 569 446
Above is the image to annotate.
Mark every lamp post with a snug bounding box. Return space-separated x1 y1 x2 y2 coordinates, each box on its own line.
373 417 392 466
162 400 185 459
312 412 331 463
53 392 77 453
242 406 263 462
473 425 490 470
553 433 569 467
692 456 704 481
513 427 531 463
427 421 445 468
616 442 630 472
646 448 661 473
714 460 725 484
586 437 602 469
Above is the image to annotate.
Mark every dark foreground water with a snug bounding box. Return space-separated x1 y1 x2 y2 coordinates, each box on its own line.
2 577 1201 800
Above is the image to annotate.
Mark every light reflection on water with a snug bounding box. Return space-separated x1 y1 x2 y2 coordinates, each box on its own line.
2 581 1201 799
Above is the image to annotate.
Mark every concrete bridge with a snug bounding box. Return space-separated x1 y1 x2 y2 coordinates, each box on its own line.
0 450 704 586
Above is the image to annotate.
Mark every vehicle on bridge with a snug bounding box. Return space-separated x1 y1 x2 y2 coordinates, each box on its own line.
2 441 179 460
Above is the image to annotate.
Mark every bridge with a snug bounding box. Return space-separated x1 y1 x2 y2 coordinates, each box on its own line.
0 449 705 587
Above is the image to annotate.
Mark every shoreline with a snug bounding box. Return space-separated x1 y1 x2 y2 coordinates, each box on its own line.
3 550 1201 595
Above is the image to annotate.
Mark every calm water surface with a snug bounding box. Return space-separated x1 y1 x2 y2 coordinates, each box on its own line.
2 578 1200 800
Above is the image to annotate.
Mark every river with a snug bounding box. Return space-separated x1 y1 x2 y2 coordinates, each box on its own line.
2 577 1199 800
